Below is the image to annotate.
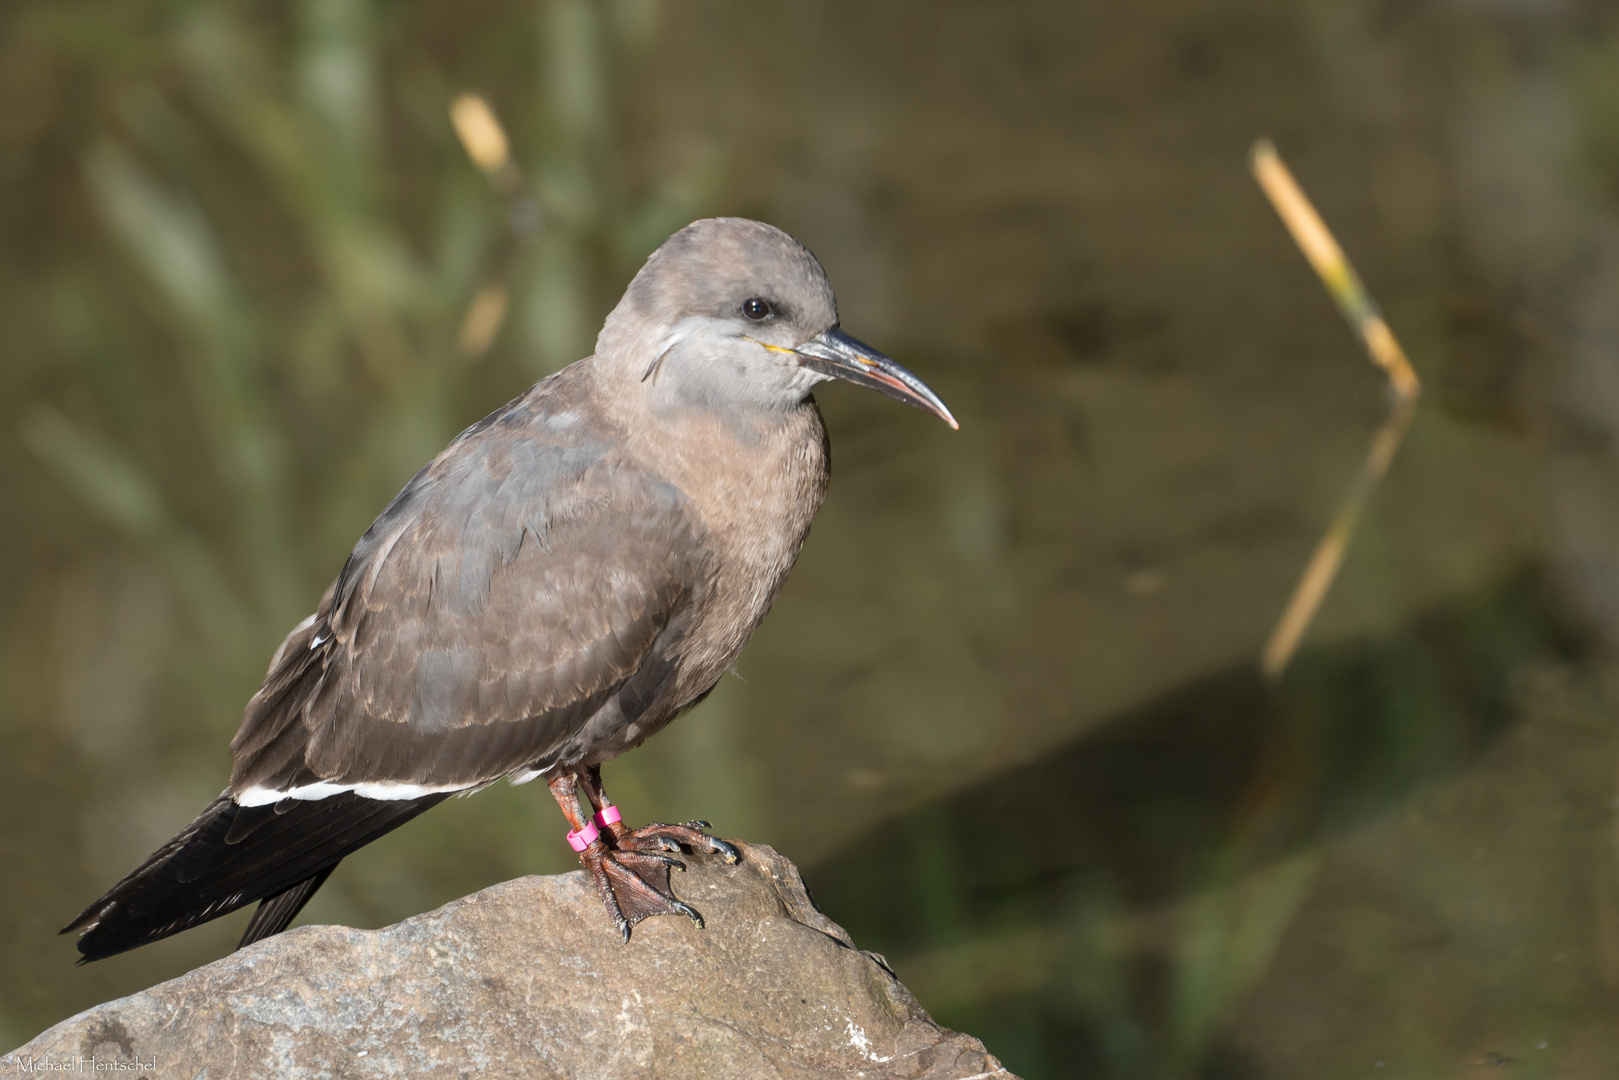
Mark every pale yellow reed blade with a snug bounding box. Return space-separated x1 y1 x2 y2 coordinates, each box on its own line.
1250 139 1422 680
451 93 510 175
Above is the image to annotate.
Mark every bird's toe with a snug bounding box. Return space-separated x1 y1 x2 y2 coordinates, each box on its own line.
615 820 742 864
670 898 704 929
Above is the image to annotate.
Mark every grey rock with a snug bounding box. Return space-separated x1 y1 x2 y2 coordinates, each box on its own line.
11 843 1015 1079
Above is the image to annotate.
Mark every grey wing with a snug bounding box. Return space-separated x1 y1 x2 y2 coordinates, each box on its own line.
228 409 711 798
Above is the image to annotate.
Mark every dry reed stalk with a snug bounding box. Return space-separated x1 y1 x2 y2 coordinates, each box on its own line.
451 93 521 193
450 93 527 358
1250 139 1422 680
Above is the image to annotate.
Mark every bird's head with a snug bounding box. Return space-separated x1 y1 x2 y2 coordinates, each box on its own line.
594 218 957 430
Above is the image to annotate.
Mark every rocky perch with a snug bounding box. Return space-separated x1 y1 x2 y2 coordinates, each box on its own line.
11 843 1014 1079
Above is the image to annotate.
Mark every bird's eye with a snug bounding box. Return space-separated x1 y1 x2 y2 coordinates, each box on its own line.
742 297 773 321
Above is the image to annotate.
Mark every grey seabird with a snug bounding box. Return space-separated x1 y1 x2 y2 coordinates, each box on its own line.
64 217 956 961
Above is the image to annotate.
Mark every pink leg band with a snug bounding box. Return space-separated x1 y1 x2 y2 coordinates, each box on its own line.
566 821 600 852
593 804 622 828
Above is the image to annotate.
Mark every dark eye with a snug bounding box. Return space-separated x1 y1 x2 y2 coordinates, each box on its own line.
742 297 772 321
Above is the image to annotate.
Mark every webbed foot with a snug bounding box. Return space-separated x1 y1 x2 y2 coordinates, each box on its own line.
579 844 702 943
559 769 742 939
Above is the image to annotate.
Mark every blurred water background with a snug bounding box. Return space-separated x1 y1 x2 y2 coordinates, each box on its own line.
5 1 1619 1076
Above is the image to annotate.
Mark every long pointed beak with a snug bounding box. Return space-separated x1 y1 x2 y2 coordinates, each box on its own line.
794 329 958 430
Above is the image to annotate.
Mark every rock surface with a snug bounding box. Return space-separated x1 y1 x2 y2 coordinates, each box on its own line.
10 843 1014 1079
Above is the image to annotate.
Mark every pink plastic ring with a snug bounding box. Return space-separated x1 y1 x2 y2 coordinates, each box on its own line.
566 821 600 852
593 804 622 828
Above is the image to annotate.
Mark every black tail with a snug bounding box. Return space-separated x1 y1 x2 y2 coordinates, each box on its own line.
239 865 337 949
63 791 451 962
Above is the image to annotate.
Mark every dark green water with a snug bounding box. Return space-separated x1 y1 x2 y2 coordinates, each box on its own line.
5 1 1619 1076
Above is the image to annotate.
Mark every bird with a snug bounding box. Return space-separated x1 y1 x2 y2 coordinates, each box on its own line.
63 217 956 962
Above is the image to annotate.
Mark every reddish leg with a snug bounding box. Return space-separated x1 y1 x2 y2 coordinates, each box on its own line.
547 770 701 942
578 764 741 865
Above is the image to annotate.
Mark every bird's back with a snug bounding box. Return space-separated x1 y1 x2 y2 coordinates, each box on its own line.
230 361 736 796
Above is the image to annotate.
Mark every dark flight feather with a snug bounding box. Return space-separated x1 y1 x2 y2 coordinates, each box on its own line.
63 792 450 962
238 867 335 950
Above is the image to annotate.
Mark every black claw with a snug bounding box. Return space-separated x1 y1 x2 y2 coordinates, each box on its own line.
689 820 712 830
619 921 631 945
672 900 704 928
710 837 741 864
655 836 681 853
